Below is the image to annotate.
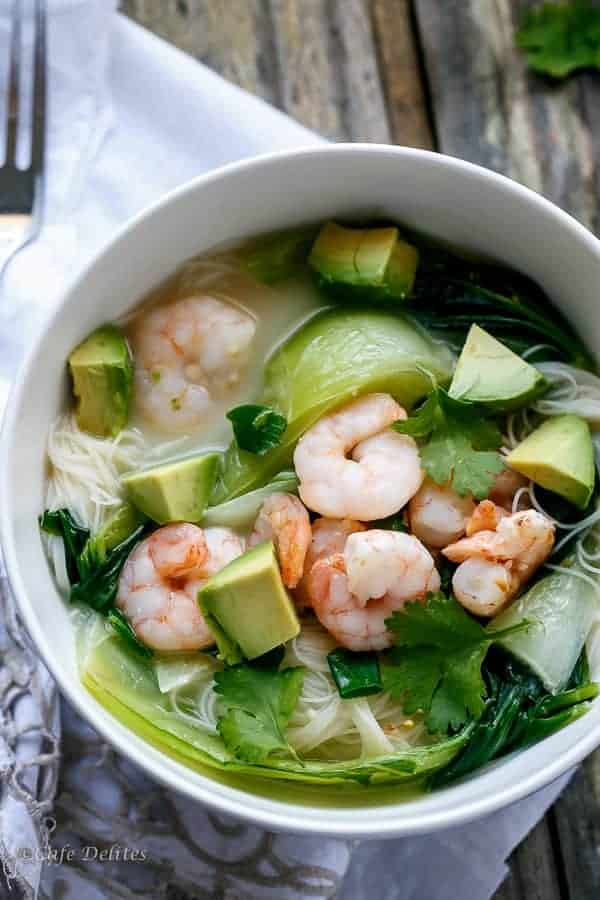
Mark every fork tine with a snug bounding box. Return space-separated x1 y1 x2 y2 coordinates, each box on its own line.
30 0 46 174
5 0 22 166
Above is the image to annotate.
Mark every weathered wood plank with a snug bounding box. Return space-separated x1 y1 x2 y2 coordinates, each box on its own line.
123 0 392 142
370 0 434 148
267 0 389 140
121 0 281 104
493 817 563 900
414 0 600 232
550 761 600 900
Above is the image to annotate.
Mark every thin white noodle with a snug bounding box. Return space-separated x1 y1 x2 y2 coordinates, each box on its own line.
45 414 148 532
522 344 556 360
533 362 600 423
512 485 532 513
170 678 219 733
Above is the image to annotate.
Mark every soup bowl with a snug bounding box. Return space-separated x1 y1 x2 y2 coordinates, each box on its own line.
2 144 600 838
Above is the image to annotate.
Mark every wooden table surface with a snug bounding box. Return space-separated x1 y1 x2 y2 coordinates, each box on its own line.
122 2 600 897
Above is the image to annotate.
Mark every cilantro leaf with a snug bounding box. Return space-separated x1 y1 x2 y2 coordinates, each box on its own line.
381 592 528 733
393 388 505 499
394 392 438 438
226 404 287 455
214 664 304 763
516 2 600 79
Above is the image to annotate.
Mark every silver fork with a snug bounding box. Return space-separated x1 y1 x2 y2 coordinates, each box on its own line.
0 0 46 276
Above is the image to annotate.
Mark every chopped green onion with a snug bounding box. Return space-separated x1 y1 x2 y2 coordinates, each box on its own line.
327 648 382 699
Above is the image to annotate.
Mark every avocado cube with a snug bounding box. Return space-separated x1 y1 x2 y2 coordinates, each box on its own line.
68 325 133 437
449 325 547 412
122 452 220 524
198 540 300 663
308 221 418 300
506 414 595 510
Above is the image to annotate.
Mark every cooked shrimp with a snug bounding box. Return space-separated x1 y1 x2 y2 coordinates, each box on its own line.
132 295 256 433
308 530 440 651
294 517 365 609
249 492 311 589
408 478 475 548
443 509 555 617
294 393 423 520
117 523 245 651
465 499 508 536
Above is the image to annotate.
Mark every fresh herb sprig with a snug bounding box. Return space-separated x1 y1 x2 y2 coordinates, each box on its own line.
517 1 600 79
393 388 505 499
430 648 599 788
382 592 529 734
214 663 304 763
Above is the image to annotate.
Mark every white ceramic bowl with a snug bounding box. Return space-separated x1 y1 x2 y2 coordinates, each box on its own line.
3 145 600 838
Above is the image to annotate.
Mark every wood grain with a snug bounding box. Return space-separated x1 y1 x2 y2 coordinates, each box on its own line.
494 818 563 900
120 0 281 103
123 0 393 141
371 0 434 148
414 0 600 232
551 761 600 900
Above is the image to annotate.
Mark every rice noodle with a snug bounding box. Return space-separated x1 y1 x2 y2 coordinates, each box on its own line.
45 414 148 532
169 677 219 734
533 362 600 424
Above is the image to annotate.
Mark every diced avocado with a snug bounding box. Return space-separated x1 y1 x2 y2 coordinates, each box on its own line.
506 414 595 510
68 325 133 437
308 222 418 300
449 324 547 411
79 502 145 573
198 540 300 664
122 453 220 524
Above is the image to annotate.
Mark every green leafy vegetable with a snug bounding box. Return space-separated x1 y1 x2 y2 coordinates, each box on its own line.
70 525 146 612
202 471 298 530
214 663 304 763
107 608 153 659
226 404 288 456
78 502 146 579
382 592 529 733
83 625 471 785
517 2 600 78
393 388 505 499
241 226 317 283
39 509 90 584
327 648 383 699
212 308 454 503
406 247 592 368
431 649 598 788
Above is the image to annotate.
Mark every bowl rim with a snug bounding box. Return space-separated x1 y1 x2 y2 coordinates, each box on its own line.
3 142 600 838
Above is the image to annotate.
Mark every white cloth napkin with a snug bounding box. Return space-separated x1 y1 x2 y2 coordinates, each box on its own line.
0 2 571 898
